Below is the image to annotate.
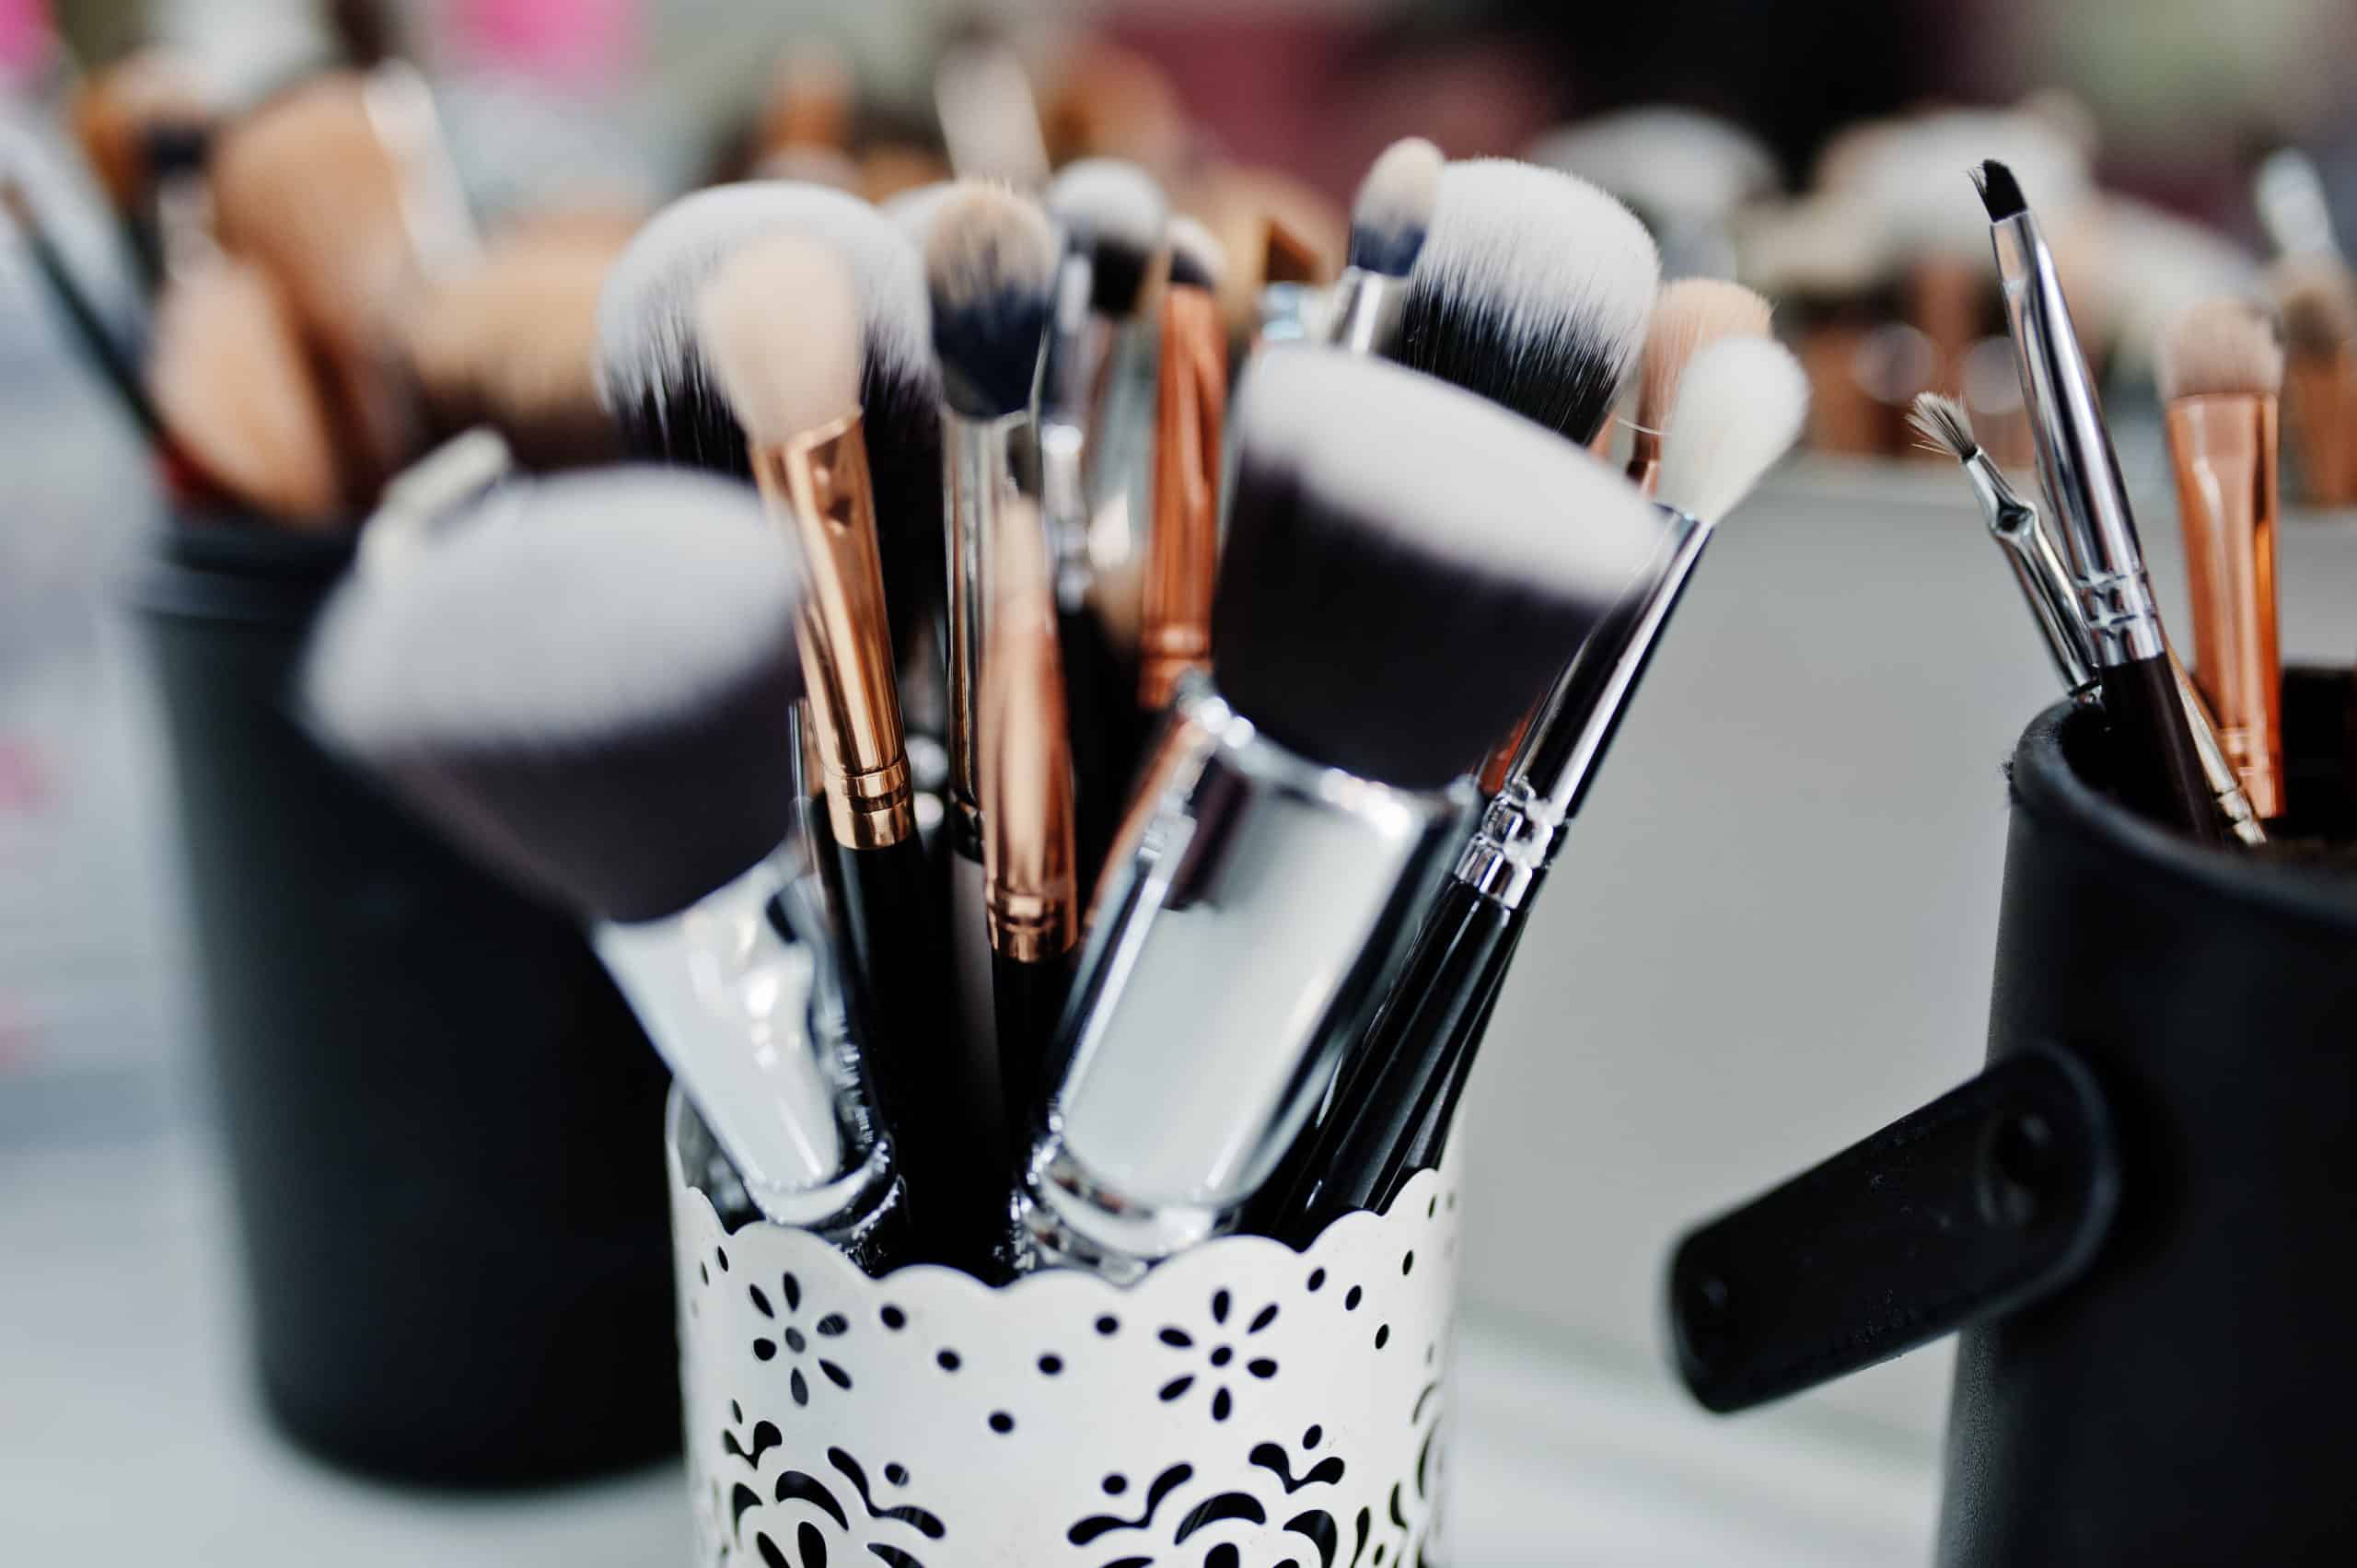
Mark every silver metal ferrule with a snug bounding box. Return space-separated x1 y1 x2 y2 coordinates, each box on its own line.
1457 507 1709 910
594 848 899 1240
1988 209 2166 667
1012 679 1476 1280
1040 253 1112 611
1319 267 1408 356
943 405 1028 854
1962 449 2100 699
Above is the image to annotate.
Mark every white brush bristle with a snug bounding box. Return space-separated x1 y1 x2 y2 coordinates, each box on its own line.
1045 157 1166 255
696 235 864 445
1907 391 1978 461
924 183 1058 318
1165 214 1226 293
883 180 957 245
1348 136 1442 274
1655 337 1808 521
2157 297 2284 402
1525 109 1777 231
1636 278 1774 429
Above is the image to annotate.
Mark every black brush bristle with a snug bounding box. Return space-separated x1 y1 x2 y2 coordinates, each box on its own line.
1208 348 1667 791
926 186 1055 420
1397 290 1627 444
1974 159 2026 222
1082 233 1152 316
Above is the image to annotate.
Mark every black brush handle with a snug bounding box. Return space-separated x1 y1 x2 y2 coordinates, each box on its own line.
2101 651 2224 842
1060 604 1140 904
992 947 1073 1157
1395 901 1527 1177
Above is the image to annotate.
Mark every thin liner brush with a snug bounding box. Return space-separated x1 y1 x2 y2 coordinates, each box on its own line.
1976 157 2222 842
699 237 979 1268
1322 137 1441 355
1259 338 1806 1242
1139 216 1227 709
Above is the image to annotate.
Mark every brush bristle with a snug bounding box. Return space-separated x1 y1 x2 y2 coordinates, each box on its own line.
696 235 865 446
883 180 957 246
1972 158 2027 223
2156 297 2284 402
1398 158 1661 444
2268 254 2357 354
1348 136 1443 277
1655 338 1808 521
1165 215 1225 293
1047 157 1166 315
303 468 807 924
1212 347 1668 790
1907 391 1979 462
1635 278 1774 431
1524 109 1778 233
924 182 1056 419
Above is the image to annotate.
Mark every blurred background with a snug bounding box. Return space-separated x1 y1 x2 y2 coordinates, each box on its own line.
8 0 2357 1562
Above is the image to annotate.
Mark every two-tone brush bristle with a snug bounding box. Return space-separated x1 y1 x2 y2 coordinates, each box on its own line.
1398 158 1661 445
1346 136 1443 278
1046 157 1166 316
1212 347 1669 790
1655 338 1809 522
923 183 1057 420
302 468 805 924
1165 215 1225 295
2157 299 2286 403
697 236 866 447
1634 279 1775 436
884 180 957 246
1907 390 1980 462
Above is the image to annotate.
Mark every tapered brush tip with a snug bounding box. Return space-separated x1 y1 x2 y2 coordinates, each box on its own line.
1165 215 1226 294
1907 391 1980 463
2157 297 2284 402
302 468 807 924
1655 337 1808 522
1972 158 2027 222
1213 347 1669 791
1347 136 1443 277
1636 278 1775 430
924 181 1056 419
1047 157 1167 315
697 234 865 446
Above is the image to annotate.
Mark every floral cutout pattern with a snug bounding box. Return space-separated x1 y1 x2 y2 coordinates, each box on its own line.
713 1400 946 1568
748 1270 853 1409
1155 1289 1281 1423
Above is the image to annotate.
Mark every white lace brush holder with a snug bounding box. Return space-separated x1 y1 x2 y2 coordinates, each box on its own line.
668 1088 1461 1567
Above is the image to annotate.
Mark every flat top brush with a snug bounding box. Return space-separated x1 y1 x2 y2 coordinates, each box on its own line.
1395 157 1661 446
1324 135 1442 354
301 468 900 1248
1976 157 2221 842
1016 346 1670 1280
1626 278 1773 491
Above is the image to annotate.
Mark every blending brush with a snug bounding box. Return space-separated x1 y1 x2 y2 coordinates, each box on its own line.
980 496 1077 1149
594 181 944 656
1261 339 1807 1242
1139 215 1227 710
1322 136 1442 355
697 235 982 1265
1394 157 1661 447
1011 346 1671 1282
1910 391 2265 846
923 180 1058 1135
1625 279 1774 494
300 468 903 1260
2159 299 2287 819
1976 158 2222 842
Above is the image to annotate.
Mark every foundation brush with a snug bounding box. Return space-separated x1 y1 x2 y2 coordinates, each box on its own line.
1012 346 1671 1283
1260 338 1807 1242
1322 136 1442 355
1908 393 2265 845
1976 158 2222 842
1139 216 1228 710
923 180 1058 1139
299 468 902 1261
697 236 983 1267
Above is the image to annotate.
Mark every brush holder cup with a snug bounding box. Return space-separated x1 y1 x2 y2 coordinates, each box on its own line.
134 520 679 1485
1666 668 2357 1566
668 1092 1461 1567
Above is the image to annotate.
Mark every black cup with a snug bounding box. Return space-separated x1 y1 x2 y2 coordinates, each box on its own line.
1667 668 2357 1566
134 519 679 1486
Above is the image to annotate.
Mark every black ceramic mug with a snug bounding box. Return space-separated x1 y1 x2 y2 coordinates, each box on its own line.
134 519 679 1486
1667 668 2357 1567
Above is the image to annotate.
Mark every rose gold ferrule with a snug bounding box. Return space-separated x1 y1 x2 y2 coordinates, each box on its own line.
1140 285 1227 710
2165 392 2283 818
1624 434 1662 498
982 505 1079 962
2283 348 2357 505
751 412 915 849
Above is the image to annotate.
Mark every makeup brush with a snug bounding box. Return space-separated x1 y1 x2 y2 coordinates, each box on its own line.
2268 253 2357 505
1626 279 1774 494
1012 346 1670 1282
1910 391 2266 846
1140 215 1226 710
1262 339 1807 1242
697 235 981 1265
1395 157 1661 446
882 180 956 246
593 180 944 656
980 496 1076 1148
935 39 1051 192
1323 136 1442 354
923 180 1057 1129
1977 158 2221 843
1525 108 1778 282
300 468 902 1259
2158 300 2286 819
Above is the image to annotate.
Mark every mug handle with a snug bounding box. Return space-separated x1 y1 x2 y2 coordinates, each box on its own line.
1666 1045 2121 1414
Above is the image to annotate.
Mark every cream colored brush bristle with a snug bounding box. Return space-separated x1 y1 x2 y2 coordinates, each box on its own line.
696 235 865 446
2267 255 2357 356
149 257 343 525
2156 297 2285 402
1635 278 1774 431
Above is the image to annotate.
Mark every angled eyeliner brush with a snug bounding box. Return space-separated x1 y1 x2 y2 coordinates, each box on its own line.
1976 157 2221 842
